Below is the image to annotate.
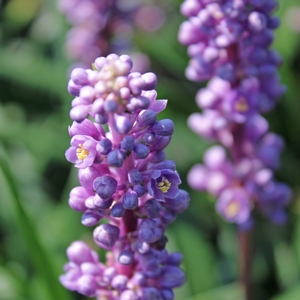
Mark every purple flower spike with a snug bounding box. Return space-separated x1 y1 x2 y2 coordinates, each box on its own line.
148 169 181 201
93 175 117 200
93 223 120 249
178 0 290 226
62 54 188 298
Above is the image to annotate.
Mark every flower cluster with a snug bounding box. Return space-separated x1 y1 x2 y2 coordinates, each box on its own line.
178 0 291 227
58 0 165 69
60 54 189 299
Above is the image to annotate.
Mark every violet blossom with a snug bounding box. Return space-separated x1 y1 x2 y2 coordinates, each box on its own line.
60 54 189 299
179 0 291 227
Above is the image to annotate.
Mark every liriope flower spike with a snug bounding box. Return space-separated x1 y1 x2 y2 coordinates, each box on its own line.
61 54 189 299
178 0 291 228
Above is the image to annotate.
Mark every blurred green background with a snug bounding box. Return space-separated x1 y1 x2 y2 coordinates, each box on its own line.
0 0 300 299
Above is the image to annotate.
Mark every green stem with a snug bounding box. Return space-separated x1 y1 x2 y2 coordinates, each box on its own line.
0 150 72 300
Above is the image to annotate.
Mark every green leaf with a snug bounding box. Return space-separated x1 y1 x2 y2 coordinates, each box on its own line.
184 282 243 300
169 221 218 295
0 146 72 300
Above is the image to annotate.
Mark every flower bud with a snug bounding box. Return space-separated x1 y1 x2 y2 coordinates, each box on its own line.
144 199 161 218
151 119 174 136
156 160 176 170
93 224 120 249
93 175 117 200
141 72 157 90
138 219 163 243
111 275 128 290
160 266 186 288
70 105 90 122
149 151 165 163
93 195 113 209
134 143 150 158
107 149 126 167
94 112 108 124
121 136 135 151
118 249 133 265
142 132 156 145
160 210 176 225
68 79 81 96
164 189 190 214
128 169 143 185
66 241 95 264
123 190 139 210
111 202 125 218
71 68 88 85
69 187 92 211
77 275 97 297
114 114 132 134
138 110 157 127
81 210 105 226
78 166 100 190
133 185 146 197
97 139 112 155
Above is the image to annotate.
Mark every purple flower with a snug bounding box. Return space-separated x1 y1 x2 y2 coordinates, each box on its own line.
148 169 181 201
216 188 251 224
65 135 98 168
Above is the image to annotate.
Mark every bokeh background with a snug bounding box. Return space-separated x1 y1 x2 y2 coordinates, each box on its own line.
0 0 300 299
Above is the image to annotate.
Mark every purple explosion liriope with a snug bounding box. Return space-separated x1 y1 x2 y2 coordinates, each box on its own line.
178 0 291 228
60 54 189 299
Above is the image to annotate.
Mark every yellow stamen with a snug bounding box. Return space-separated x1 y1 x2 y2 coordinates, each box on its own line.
158 179 171 193
225 201 240 218
234 98 248 112
76 144 89 160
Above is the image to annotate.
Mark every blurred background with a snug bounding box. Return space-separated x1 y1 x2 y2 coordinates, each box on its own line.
0 0 300 299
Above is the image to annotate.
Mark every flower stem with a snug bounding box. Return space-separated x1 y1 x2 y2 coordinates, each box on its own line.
239 230 252 300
